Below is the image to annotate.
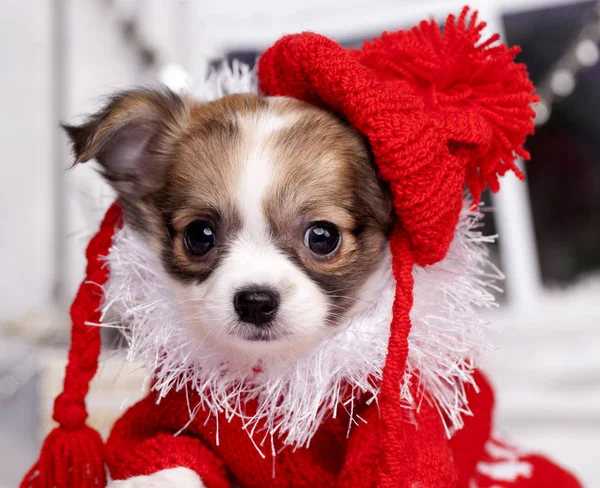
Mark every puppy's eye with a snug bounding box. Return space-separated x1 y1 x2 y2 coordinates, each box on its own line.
304 221 341 256
183 220 216 257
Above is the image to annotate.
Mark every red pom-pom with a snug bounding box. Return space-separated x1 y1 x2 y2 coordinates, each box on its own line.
359 7 538 203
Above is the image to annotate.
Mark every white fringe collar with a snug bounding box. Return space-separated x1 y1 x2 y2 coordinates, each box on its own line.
100 63 501 451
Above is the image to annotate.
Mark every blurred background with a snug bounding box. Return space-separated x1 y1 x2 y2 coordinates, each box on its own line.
1 0 599 486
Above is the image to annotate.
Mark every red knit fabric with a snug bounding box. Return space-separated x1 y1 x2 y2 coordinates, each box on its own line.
106 373 469 486
22 7 582 488
450 370 496 486
336 228 457 487
106 372 581 488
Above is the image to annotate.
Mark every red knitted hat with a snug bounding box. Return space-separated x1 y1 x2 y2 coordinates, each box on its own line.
22 7 536 487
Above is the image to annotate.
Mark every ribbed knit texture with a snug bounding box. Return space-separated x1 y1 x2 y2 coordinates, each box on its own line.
105 370 582 488
106 369 480 486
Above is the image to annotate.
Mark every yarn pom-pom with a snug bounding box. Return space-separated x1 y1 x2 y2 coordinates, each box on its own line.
359 7 538 203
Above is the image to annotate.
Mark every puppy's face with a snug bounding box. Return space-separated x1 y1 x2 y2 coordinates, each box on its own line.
66 90 393 358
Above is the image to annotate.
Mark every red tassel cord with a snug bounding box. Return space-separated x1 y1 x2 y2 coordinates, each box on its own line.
21 203 122 488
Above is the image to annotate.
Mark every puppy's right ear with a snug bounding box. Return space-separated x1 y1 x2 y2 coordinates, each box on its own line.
63 88 188 197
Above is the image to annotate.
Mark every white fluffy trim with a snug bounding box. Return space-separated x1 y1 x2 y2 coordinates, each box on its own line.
99 63 501 451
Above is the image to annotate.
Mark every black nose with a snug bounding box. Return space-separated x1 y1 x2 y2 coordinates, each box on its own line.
233 289 279 326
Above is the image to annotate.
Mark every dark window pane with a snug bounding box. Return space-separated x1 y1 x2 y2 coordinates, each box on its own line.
504 2 600 285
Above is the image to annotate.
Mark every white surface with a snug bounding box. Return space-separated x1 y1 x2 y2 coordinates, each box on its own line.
485 276 600 487
62 0 142 304
0 1 142 483
0 0 54 322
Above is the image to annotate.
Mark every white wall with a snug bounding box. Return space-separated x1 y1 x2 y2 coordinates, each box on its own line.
0 0 141 323
0 0 54 322
61 0 141 304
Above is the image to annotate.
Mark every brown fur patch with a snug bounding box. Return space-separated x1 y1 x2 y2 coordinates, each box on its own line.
66 91 393 316
157 95 270 282
262 98 394 314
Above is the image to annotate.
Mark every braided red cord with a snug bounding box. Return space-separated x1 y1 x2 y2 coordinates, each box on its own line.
21 202 122 488
376 229 457 486
337 228 456 488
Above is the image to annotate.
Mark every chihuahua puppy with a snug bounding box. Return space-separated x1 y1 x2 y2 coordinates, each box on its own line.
65 89 393 486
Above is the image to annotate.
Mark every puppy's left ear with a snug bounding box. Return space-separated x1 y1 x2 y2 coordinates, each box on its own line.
63 88 189 198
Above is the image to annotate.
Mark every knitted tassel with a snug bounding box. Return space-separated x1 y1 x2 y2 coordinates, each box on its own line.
20 203 122 488
20 426 106 488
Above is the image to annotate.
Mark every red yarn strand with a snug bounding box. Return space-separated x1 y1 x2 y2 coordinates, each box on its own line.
20 203 122 488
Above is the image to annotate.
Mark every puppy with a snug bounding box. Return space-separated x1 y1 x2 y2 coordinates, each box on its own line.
65 89 393 486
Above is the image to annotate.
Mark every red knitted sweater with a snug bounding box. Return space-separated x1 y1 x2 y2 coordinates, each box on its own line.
106 371 580 487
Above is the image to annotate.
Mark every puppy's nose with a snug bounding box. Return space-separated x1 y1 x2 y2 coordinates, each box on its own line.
233 289 279 326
